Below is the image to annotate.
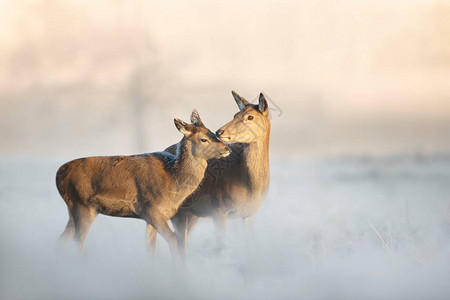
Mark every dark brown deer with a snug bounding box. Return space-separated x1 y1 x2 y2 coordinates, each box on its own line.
161 91 270 253
55 110 231 259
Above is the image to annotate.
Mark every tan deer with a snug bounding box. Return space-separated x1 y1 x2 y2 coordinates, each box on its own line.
55 110 231 259
162 91 270 253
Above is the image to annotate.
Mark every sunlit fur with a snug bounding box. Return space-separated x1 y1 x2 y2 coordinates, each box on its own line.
163 92 271 254
56 110 230 259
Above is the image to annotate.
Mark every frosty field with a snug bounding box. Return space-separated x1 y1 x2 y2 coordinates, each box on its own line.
1 155 450 299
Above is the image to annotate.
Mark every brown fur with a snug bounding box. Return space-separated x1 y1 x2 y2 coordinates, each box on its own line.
56 110 231 259
164 92 271 253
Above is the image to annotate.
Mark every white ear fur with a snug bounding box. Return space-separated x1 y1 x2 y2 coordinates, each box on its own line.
174 118 193 136
190 109 204 127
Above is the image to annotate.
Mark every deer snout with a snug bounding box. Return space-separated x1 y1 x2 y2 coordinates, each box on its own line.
219 145 232 158
216 129 232 142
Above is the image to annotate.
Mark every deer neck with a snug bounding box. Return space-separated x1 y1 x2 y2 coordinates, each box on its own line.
241 129 270 195
172 139 207 197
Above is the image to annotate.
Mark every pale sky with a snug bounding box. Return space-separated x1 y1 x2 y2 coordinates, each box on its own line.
1 0 449 156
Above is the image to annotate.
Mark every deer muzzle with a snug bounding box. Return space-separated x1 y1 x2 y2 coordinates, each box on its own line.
219 145 232 158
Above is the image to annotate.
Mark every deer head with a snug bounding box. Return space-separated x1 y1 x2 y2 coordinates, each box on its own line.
216 91 270 144
175 109 231 160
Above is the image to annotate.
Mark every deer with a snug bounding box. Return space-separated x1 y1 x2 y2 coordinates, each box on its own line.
160 91 270 254
55 109 231 260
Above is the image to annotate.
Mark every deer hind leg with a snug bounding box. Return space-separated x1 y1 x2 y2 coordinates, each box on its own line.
58 209 76 245
172 211 199 256
146 224 157 256
73 205 97 253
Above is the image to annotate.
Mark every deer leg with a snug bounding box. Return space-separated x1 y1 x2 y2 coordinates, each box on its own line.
149 217 181 261
172 211 199 255
73 205 97 254
59 209 75 245
185 213 199 247
171 213 186 254
146 224 157 256
243 215 256 250
243 215 256 236
213 213 228 249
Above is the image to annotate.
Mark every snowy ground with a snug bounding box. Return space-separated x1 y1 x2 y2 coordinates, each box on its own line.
1 155 450 299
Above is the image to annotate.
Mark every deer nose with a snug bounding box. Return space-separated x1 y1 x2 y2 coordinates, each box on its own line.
216 129 224 137
219 145 232 158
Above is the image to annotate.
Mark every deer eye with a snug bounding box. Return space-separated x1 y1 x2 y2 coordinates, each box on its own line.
200 138 208 143
248 115 254 120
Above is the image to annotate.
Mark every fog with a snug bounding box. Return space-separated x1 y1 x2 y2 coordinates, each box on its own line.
1 0 450 299
2 157 450 299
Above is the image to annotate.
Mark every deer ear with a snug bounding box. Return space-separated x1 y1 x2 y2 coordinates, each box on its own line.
190 109 205 127
174 118 194 136
232 90 250 111
258 93 268 113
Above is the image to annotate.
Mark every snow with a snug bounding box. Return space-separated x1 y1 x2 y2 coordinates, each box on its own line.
1 155 450 299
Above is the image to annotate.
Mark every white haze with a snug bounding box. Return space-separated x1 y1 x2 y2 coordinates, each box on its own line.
1 156 450 299
1 0 450 299
0 0 449 157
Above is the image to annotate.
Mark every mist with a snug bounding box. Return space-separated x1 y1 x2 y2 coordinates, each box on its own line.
1 0 450 299
1 157 450 299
